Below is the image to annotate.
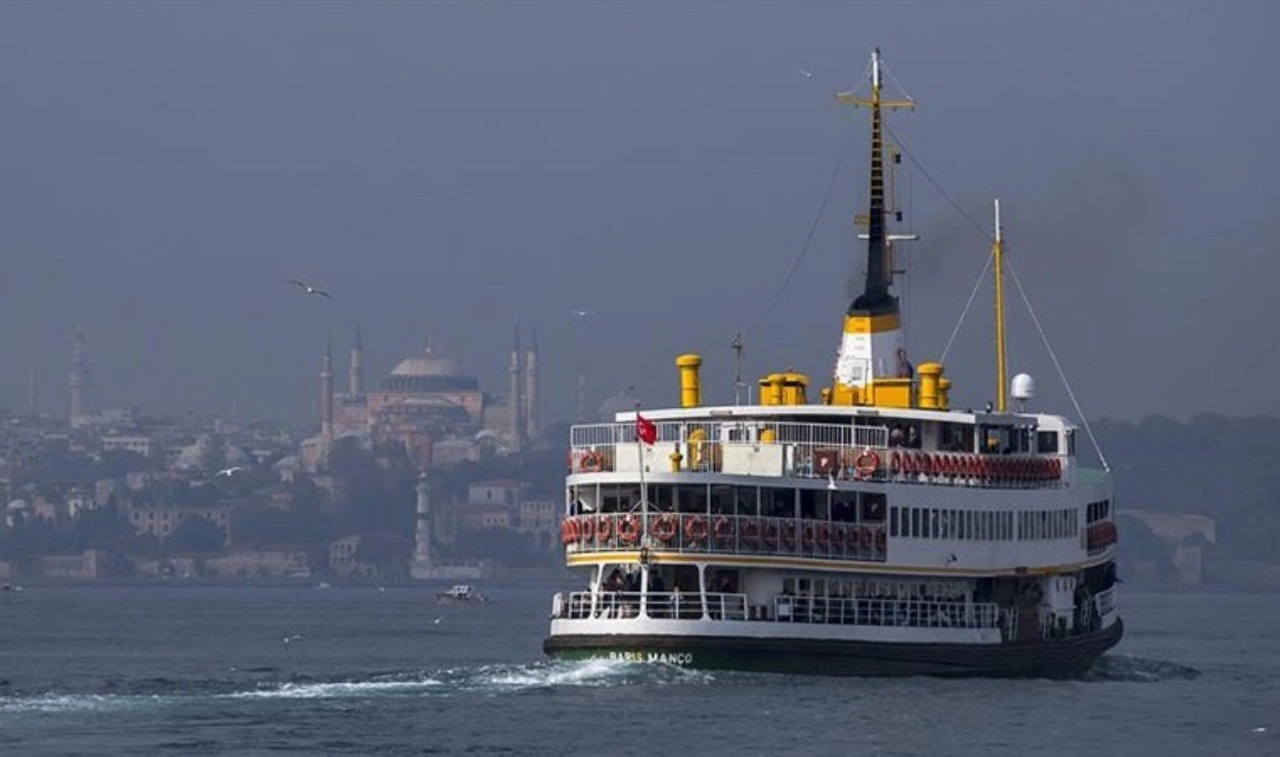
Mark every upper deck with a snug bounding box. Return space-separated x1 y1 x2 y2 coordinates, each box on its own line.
568 405 1081 492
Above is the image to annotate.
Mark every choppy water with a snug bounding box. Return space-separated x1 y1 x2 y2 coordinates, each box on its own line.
0 585 1275 755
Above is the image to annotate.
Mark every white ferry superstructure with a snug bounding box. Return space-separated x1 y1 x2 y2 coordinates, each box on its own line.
543 49 1122 677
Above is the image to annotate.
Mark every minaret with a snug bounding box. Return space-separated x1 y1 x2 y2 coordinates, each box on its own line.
524 325 539 442
321 334 334 439
28 363 39 417
69 330 90 429
830 48 916 404
509 322 523 452
349 325 364 396
410 472 434 579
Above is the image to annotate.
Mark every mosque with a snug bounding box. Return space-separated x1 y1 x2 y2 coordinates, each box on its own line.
302 325 540 470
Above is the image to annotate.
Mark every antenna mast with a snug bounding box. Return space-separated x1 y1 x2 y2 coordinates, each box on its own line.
837 48 915 313
731 333 744 405
993 199 1008 413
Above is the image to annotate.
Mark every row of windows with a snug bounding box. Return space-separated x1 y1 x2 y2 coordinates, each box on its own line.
1086 499 1112 523
1018 508 1079 541
889 506 1079 541
577 483 887 523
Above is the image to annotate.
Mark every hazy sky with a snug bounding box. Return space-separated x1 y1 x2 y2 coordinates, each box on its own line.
1 1 1276 427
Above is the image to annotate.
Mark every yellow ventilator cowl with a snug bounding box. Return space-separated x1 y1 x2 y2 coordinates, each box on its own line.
676 354 703 408
938 377 952 410
917 362 944 409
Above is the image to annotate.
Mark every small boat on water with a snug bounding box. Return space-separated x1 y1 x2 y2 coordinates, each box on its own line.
436 584 488 603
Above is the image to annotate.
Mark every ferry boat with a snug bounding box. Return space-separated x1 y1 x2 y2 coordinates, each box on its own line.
544 49 1122 678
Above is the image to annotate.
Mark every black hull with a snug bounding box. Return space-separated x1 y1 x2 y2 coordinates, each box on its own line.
544 618 1123 679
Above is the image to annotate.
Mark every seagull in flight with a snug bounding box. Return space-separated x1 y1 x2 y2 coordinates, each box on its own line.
289 279 333 299
283 634 302 645
216 466 246 477
570 310 596 317
799 68 815 79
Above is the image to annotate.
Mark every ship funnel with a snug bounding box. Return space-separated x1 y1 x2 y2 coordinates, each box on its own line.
676 354 703 408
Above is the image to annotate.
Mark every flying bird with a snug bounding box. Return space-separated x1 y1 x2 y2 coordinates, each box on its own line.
799 68 815 79
289 279 333 299
216 466 246 477
570 310 596 317
283 634 302 645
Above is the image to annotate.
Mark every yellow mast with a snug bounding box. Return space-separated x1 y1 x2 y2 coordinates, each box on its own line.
993 199 1008 413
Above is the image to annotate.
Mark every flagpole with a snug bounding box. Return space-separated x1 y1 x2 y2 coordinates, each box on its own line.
635 402 649 550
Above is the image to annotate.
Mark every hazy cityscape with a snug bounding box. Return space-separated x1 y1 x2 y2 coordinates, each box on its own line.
2 2 1278 754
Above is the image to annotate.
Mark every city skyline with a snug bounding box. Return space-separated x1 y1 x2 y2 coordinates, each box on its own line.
1 3 1277 425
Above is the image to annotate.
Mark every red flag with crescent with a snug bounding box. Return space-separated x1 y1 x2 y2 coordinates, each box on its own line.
636 414 657 445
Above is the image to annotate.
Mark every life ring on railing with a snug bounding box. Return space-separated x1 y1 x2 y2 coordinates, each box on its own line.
903 451 917 474
560 519 574 545
801 523 816 547
816 524 831 548
653 514 678 544
579 451 603 473
763 521 779 545
685 516 709 543
742 519 761 543
713 516 733 541
921 453 935 475
618 514 640 546
578 515 596 544
596 514 613 542
889 450 903 473
1049 457 1062 478
829 524 845 548
854 449 880 480
874 529 886 551
782 521 797 546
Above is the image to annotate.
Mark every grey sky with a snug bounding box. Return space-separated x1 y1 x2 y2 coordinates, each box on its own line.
1 2 1276 425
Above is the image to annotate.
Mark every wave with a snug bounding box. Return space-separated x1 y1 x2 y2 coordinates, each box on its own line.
1084 654 1201 682
0 658 712 713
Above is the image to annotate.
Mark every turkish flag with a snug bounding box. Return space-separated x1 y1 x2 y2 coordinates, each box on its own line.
636 414 657 445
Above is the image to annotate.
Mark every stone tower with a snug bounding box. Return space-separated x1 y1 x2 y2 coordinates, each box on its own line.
69 330 90 429
410 473 434 579
349 325 364 396
525 325 539 442
321 334 334 439
508 322 523 452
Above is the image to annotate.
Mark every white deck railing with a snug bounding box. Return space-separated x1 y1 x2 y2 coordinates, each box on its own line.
561 512 887 563
773 596 1000 629
569 421 1064 489
559 591 748 621
554 591 999 631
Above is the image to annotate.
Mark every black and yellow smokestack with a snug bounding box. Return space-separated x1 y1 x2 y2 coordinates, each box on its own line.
831 48 914 406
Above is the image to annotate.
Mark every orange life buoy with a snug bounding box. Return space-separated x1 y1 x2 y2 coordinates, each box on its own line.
578 515 595 543
596 514 613 542
618 514 640 545
684 516 709 543
742 519 761 543
560 519 574 545
763 521 780 545
854 449 879 480
579 451 602 473
801 523 816 547
858 525 873 548
816 524 831 548
874 529 886 550
1050 457 1062 478
890 450 903 472
782 521 797 546
653 514 678 544
713 516 733 541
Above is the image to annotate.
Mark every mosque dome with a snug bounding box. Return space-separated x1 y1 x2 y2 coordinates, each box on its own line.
390 353 464 378
382 350 479 393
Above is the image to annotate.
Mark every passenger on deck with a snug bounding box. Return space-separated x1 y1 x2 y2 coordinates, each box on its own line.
906 426 921 449
889 425 905 447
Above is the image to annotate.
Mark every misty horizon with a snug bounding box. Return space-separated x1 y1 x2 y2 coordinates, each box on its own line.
2 3 1276 427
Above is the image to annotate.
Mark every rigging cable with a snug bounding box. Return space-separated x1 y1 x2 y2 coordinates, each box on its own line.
756 131 858 327
883 122 1110 470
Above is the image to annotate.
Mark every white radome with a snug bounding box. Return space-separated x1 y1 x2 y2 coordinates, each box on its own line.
1011 373 1035 401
